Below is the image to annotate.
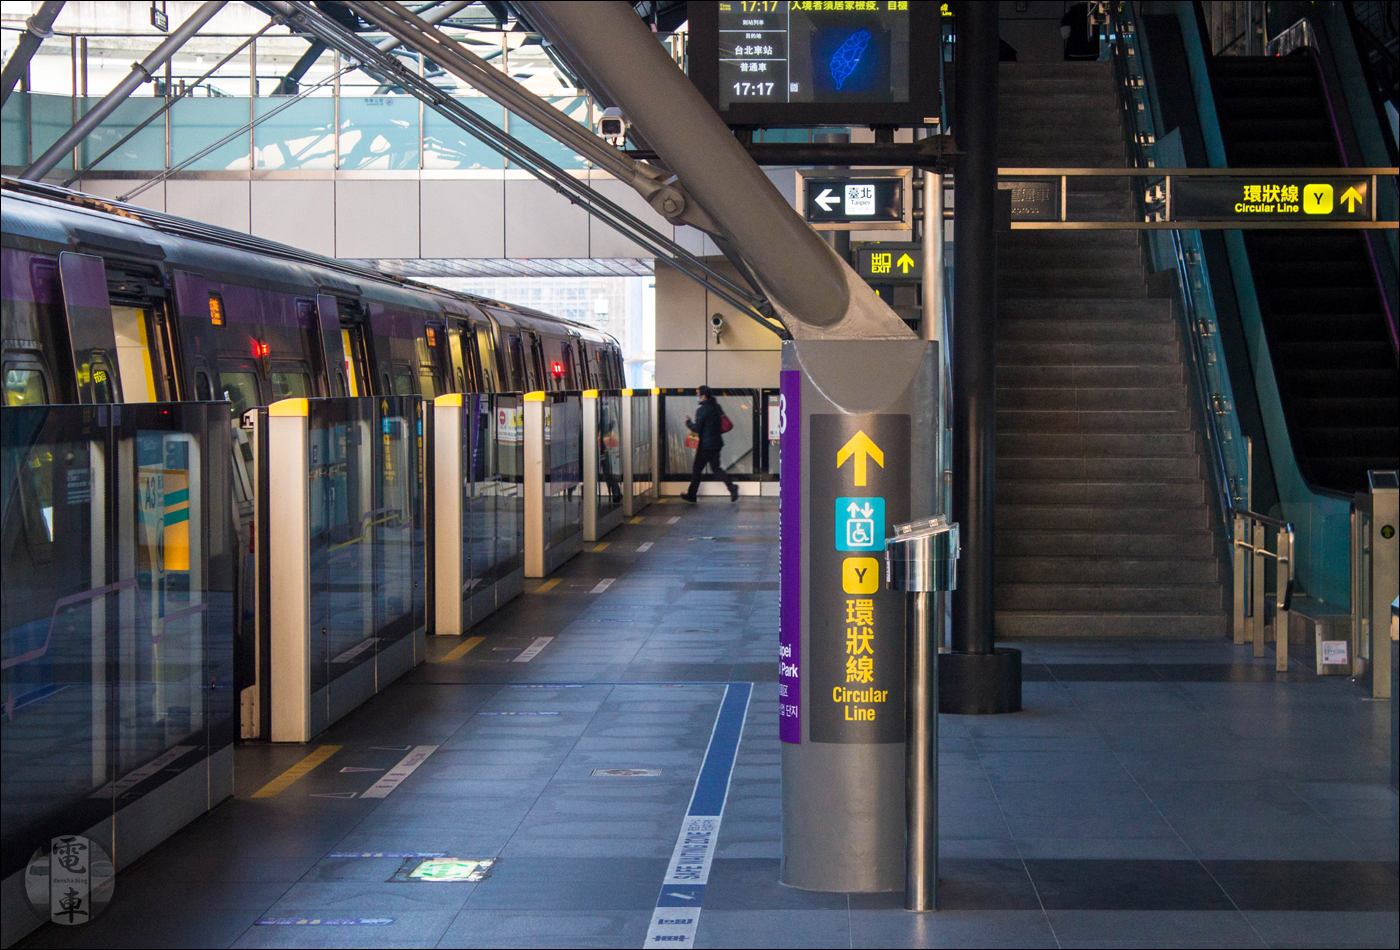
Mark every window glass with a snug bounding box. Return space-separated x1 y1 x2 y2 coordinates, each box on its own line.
417 368 439 399
195 371 213 401
506 334 526 391
218 372 262 417
341 329 362 397
4 368 48 407
111 305 158 403
474 325 499 392
394 372 414 395
271 371 311 400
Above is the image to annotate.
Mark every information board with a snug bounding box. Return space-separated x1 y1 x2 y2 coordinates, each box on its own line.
690 1 941 127
855 242 921 281
1170 177 1372 222
808 413 908 743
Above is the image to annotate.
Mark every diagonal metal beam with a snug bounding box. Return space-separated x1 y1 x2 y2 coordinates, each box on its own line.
266 1 785 336
1 0 66 107
21 0 228 181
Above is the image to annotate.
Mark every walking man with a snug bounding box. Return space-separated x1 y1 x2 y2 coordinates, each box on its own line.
682 386 739 502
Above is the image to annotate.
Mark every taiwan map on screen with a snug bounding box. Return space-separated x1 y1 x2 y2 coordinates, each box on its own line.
718 1 911 109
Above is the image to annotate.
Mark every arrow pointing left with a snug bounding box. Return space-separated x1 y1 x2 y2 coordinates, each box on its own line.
814 188 839 212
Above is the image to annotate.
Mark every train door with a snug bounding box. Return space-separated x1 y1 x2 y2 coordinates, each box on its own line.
473 321 499 392
445 320 470 393
312 294 350 397
504 332 529 391
56 252 121 403
340 322 370 397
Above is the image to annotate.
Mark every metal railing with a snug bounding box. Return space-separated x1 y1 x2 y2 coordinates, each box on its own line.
1231 506 1294 671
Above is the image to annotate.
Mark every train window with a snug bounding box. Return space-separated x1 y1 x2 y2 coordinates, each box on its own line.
417 366 440 398
528 335 547 391
195 371 213 401
111 305 159 403
219 372 262 417
506 334 526 391
4 367 48 407
474 324 499 392
393 371 413 395
559 343 577 389
447 328 468 392
271 369 311 400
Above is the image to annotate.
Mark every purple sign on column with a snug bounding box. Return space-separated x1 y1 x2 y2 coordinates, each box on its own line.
779 369 801 743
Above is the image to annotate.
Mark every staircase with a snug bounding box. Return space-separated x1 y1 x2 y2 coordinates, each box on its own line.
994 61 1227 639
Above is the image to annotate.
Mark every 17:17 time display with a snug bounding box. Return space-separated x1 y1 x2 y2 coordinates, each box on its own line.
732 81 776 97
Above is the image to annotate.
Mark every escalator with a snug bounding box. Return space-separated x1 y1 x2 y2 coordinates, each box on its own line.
1207 54 1399 494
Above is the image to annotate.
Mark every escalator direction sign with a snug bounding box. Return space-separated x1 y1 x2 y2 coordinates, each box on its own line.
855 243 922 282
1169 177 1371 221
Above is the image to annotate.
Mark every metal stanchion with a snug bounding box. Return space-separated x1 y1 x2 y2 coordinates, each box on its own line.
885 516 960 912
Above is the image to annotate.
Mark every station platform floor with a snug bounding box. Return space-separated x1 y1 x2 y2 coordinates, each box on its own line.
19 498 1398 949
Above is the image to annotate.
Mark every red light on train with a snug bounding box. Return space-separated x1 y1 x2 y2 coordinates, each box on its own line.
551 361 565 376
252 340 270 358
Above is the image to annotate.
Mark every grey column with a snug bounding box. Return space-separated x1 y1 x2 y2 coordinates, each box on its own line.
943 0 1021 713
21 0 226 181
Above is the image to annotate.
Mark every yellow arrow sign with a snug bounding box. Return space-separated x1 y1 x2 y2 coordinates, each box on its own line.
1339 186 1364 213
837 430 884 487
896 253 916 274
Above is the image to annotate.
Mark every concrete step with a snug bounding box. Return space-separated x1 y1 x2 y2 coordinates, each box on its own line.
999 148 1129 167
996 583 1225 612
998 408 1192 434
996 503 1213 531
998 244 1144 269
996 479 1204 506
996 530 1219 558
998 298 1170 321
996 341 1181 366
998 556 1222 585
997 455 1201 481
1000 62 1115 78
994 611 1227 638
1001 262 1147 285
998 320 1176 344
998 431 1198 458
999 229 1143 250
1002 282 1150 300
998 386 1186 412
999 364 1184 389
1000 125 1126 147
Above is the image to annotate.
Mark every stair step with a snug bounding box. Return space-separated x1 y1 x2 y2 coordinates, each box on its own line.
1000 263 1147 286
997 386 1185 411
996 341 1180 365
999 298 1170 320
997 479 1204 506
997 245 1143 268
995 611 1227 638
998 456 1201 480
999 409 1191 434
999 365 1183 389
999 229 1143 250
998 321 1176 344
996 530 1219 557
998 557 1221 585
999 431 1198 458
996 503 1212 531
996 583 1225 612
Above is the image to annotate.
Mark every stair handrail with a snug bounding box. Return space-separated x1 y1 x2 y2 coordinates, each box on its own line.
1105 2 1251 540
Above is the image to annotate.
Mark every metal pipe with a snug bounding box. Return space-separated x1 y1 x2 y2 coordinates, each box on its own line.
904 589 936 911
519 1 906 336
21 0 227 181
950 0 998 656
921 171 944 343
1 0 66 107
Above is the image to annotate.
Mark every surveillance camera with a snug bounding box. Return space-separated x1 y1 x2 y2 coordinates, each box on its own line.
597 107 629 146
710 313 725 330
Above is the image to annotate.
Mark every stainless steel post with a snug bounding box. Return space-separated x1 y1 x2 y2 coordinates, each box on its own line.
1275 524 1292 673
1252 519 1266 659
1232 512 1247 645
886 517 959 912
921 171 943 344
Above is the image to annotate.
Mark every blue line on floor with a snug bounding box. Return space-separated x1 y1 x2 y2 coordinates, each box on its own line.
644 681 752 947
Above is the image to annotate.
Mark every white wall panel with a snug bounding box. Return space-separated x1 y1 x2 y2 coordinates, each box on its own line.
706 349 779 388
81 178 165 212
655 350 706 387
420 178 504 258
505 178 588 257
250 179 333 256
336 179 419 258
589 176 671 258
655 260 707 350
166 179 249 233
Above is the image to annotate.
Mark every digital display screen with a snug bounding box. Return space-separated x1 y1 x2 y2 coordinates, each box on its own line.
718 1 911 109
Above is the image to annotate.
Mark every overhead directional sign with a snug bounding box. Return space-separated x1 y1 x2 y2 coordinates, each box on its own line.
798 169 913 230
1170 176 1373 222
855 243 922 282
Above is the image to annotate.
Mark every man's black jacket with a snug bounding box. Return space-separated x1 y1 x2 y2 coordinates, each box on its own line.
686 399 725 452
